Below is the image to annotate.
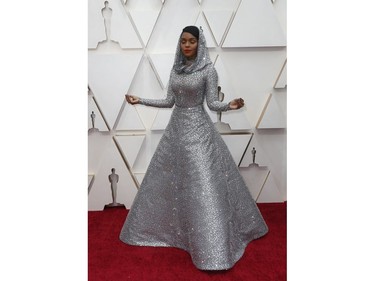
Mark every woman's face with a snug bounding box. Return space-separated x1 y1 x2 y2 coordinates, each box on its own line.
180 32 198 60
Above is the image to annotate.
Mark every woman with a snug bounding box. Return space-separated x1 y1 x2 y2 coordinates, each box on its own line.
119 26 268 271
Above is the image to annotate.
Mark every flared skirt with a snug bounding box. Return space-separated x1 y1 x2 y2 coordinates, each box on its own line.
119 105 268 270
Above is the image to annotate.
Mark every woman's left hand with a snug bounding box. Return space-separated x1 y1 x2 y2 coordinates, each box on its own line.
229 98 245 110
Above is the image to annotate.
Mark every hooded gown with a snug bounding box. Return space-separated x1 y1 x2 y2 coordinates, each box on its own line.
119 28 268 271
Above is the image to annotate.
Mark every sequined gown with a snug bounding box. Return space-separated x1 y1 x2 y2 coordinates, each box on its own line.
119 29 268 271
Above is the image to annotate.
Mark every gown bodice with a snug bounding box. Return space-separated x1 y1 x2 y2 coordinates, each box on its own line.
139 64 230 112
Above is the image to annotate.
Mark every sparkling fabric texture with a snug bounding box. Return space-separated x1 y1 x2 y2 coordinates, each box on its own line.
119 28 268 271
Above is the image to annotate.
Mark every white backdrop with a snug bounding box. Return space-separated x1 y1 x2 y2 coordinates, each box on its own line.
88 0 287 211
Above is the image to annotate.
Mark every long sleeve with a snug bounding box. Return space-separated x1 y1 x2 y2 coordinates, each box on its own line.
205 66 231 112
138 79 175 108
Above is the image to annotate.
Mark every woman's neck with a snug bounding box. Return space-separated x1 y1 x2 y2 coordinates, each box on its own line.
185 56 196 65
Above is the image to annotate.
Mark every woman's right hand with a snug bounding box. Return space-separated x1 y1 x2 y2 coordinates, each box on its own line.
125 94 140 105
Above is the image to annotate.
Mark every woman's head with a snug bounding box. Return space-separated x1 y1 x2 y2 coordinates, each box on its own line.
180 26 200 60
173 26 211 74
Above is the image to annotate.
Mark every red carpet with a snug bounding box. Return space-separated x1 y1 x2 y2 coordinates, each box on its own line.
88 202 286 281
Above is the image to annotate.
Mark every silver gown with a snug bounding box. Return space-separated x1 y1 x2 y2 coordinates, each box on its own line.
119 28 268 270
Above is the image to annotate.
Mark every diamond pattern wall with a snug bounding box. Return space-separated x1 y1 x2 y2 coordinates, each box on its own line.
88 0 287 210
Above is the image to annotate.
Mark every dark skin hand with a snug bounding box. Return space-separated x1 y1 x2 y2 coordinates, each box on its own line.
125 94 140 104
229 98 244 109
125 95 245 109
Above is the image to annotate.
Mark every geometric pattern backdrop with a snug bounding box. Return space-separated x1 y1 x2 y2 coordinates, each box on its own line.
88 0 287 211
